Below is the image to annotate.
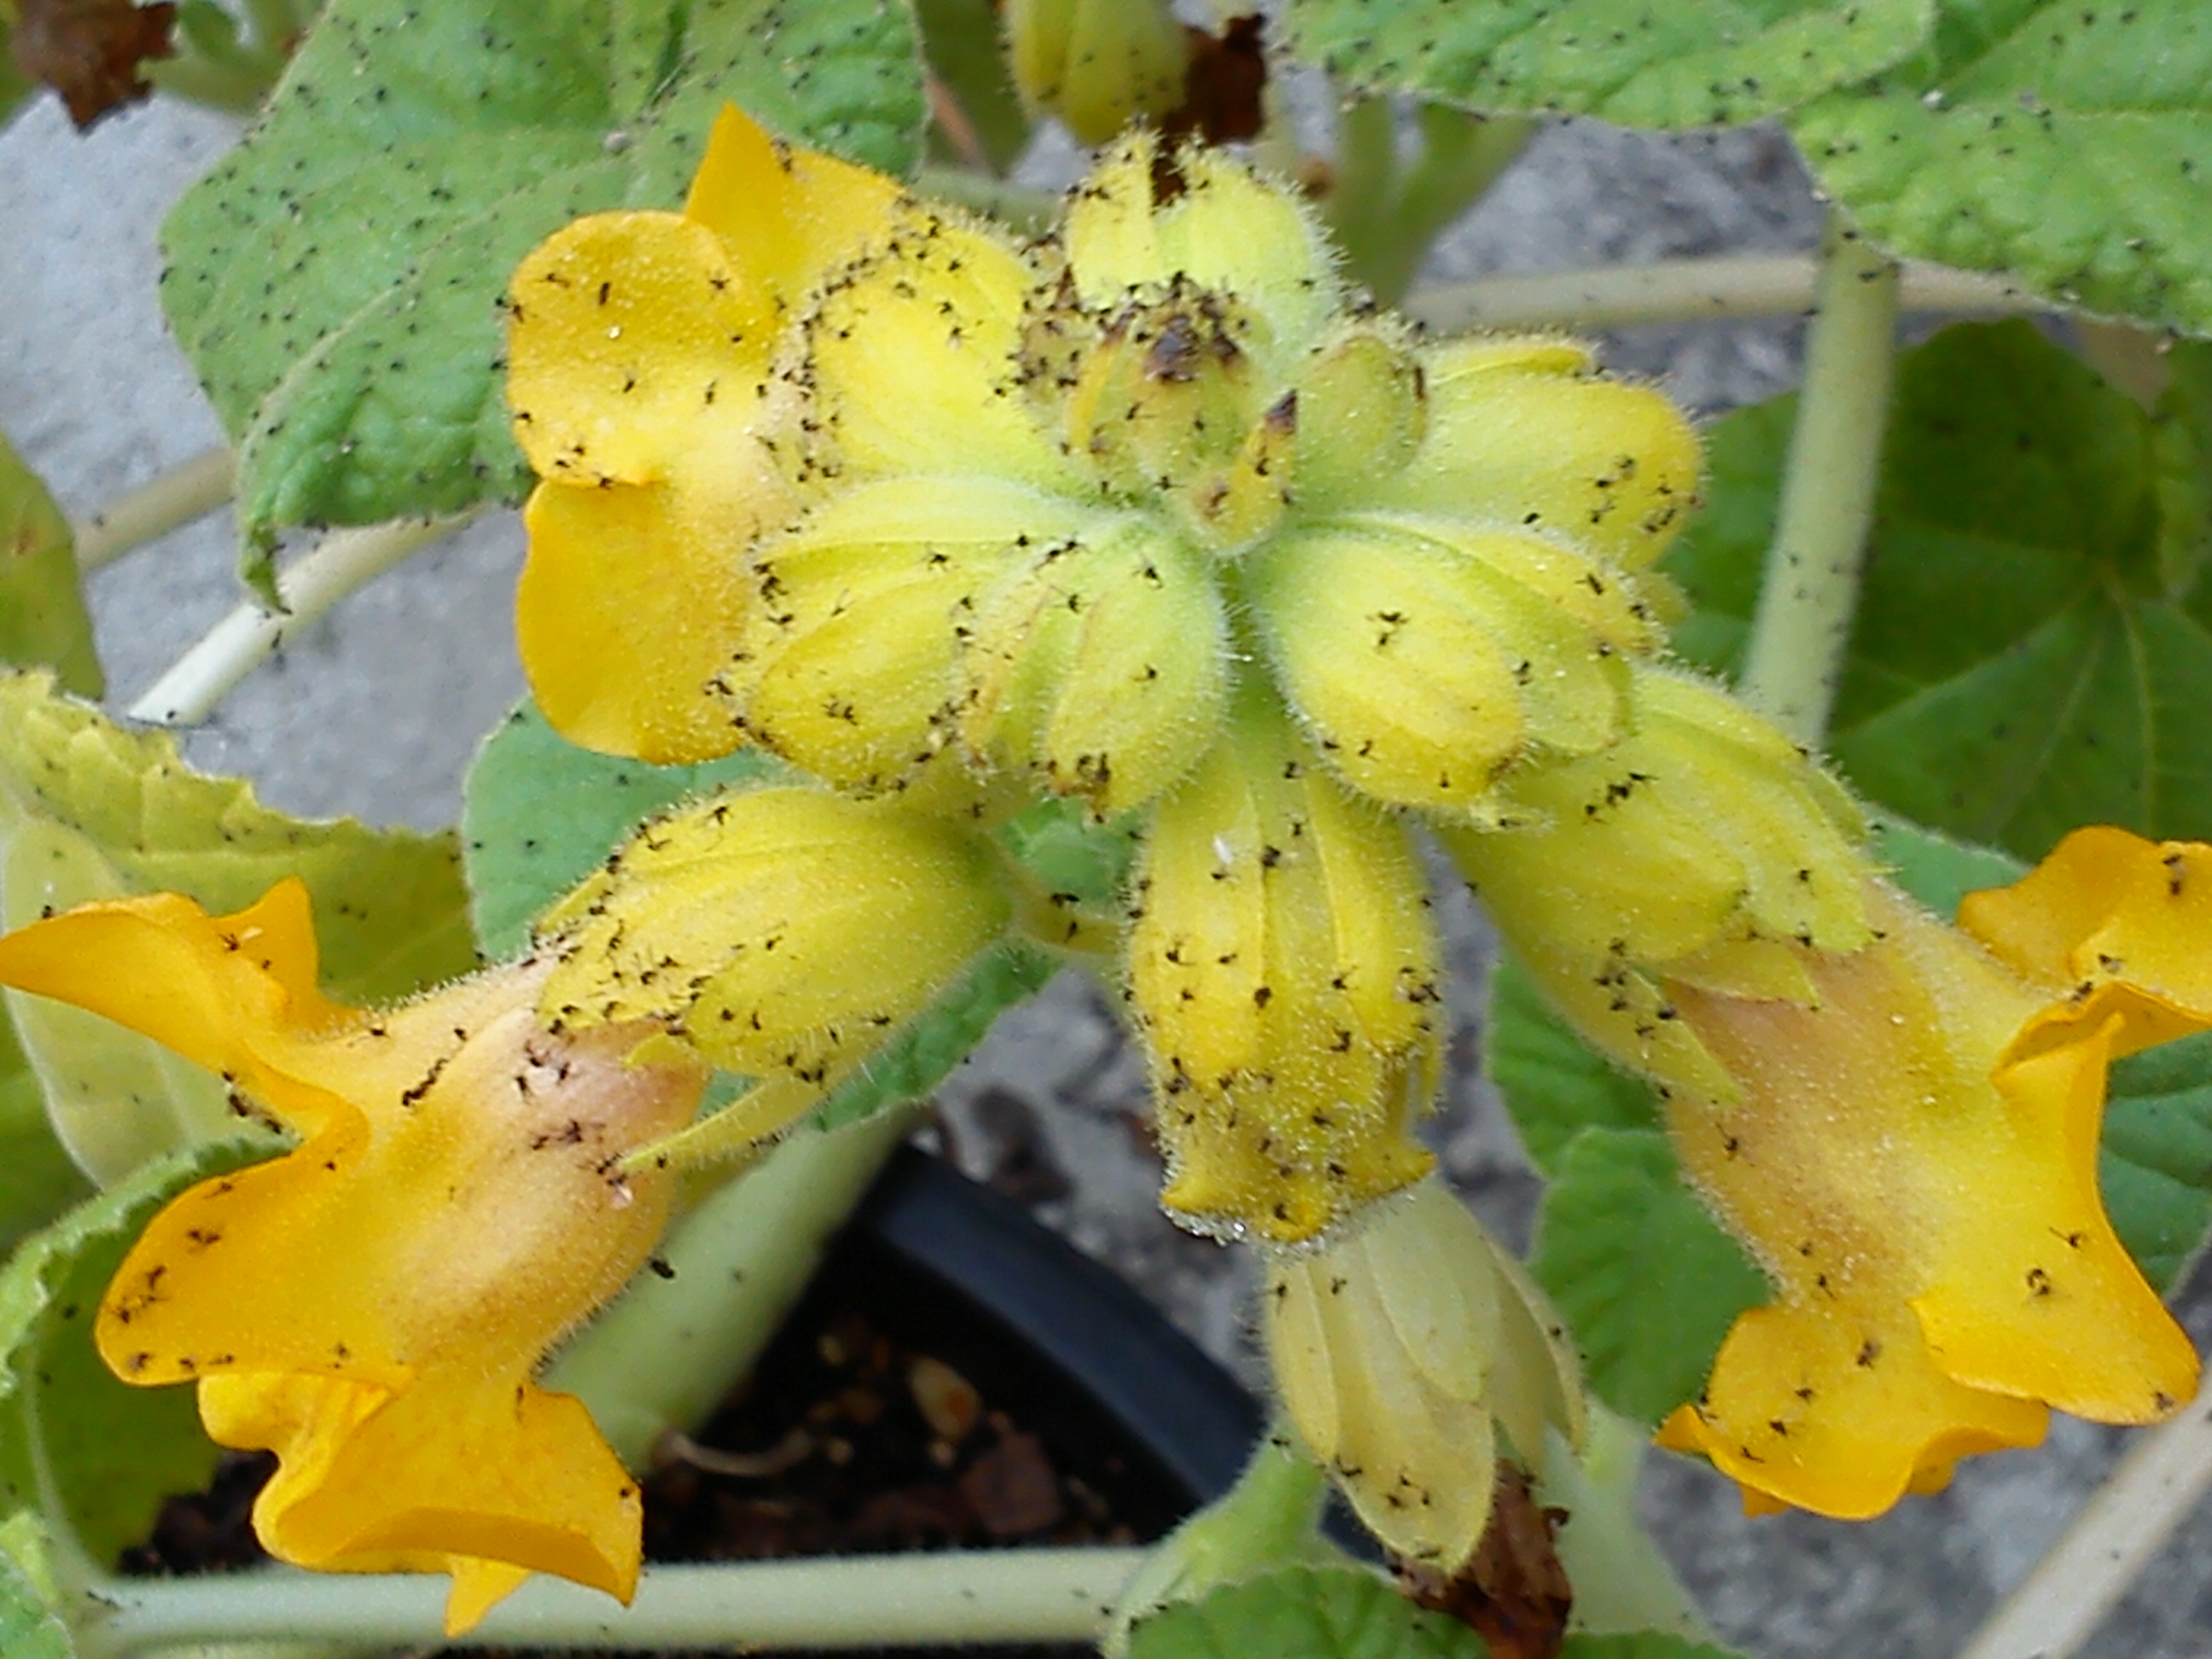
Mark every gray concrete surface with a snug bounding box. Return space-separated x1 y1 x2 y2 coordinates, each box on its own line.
6 82 2210 1659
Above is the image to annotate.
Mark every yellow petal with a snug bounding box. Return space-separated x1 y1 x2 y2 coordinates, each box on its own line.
0 882 353 1133
508 212 776 489
544 788 1010 1157
1655 1301 2048 1518
519 474 777 765
1964 827 2212 1028
682 104 904 303
200 1369 642 1616
1378 359 1703 570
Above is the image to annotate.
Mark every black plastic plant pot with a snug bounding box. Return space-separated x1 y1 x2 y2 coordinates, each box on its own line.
855 1144 1264 1510
631 1143 1266 1659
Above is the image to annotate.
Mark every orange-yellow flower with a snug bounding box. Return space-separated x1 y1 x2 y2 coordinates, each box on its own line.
506 107 899 764
0 882 707 1633
1458 727 2209 1516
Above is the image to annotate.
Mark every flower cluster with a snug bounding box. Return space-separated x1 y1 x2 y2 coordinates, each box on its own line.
509 106 1701 1244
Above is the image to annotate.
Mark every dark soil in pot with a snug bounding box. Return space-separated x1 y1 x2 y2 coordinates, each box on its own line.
124 1145 1263 1658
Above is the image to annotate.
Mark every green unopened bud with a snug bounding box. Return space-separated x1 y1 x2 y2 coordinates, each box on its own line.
1005 0 1190 145
958 516 1229 812
1128 698 1440 1243
1249 512 1662 817
1262 1179 1585 1571
539 785 1010 1162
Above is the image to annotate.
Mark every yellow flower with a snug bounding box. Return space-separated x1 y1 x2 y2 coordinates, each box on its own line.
1260 1179 1583 1568
506 106 899 763
1005 0 1190 144
1454 712 2207 1516
0 882 707 1633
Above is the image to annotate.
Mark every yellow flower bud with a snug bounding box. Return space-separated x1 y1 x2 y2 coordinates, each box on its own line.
1004 0 1190 146
541 785 1011 1164
1262 1179 1583 1569
1127 698 1440 1243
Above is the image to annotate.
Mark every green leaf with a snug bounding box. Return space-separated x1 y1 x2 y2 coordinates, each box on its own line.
1532 1127 1767 1429
0 434 98 700
1869 817 2025 919
1790 0 2212 332
1486 958 1661 1178
2103 1030 2212 1293
0 672 474 1185
0 1543 72 1659
0 1062 92 1259
917 0 1031 172
1284 0 1931 129
1126 1565 1486 1659
2154 339 2212 597
1665 320 2212 862
0 1140 259 1566
996 795 1139 911
809 940 1058 1133
461 699 782 958
161 0 924 572
1559 1636 1748 1659
0 672 474 1004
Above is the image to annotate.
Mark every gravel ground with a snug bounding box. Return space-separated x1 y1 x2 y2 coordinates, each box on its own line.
6 84 2209 1659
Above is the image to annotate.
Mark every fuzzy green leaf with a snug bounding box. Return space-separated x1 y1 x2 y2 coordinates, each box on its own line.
1127 1565 1485 1659
1533 1126 1767 1429
0 434 98 699
2104 1030 2212 1293
1285 0 1931 129
809 940 1058 1134
161 0 923 576
0 1537 71 1659
0 1140 259 1565
1790 0 2212 332
461 699 781 958
1665 320 2212 863
1869 817 2025 918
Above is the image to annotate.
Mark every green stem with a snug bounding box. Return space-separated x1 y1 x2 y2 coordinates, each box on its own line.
1406 253 2027 335
546 1106 917 1469
243 0 303 55
1736 214 1901 746
1540 1412 1709 1643
1104 1429 1330 1655
143 55 271 114
85 1550 1150 1654
1322 94 1400 296
71 450 235 570
1369 108 1531 303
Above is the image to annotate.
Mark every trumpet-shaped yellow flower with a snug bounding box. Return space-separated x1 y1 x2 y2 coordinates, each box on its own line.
507 107 899 763
0 882 707 1633
1262 1179 1584 1569
1455 706 2207 1516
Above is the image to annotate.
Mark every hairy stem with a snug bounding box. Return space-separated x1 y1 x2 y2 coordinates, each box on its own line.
1737 217 1901 745
87 1550 1150 1653
1406 253 2025 335
126 511 477 726
914 167 1060 236
547 1106 917 1468
71 450 235 570
1955 1366 2212 1659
